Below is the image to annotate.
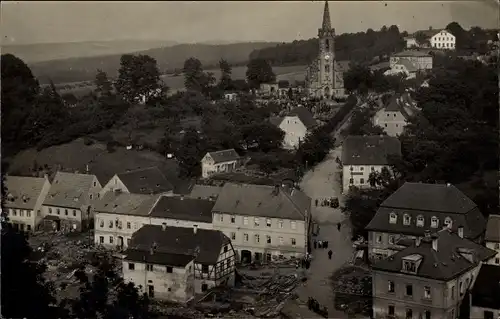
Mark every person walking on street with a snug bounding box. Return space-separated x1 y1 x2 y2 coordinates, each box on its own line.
328 250 333 260
315 199 318 207
318 240 323 248
313 240 317 249
324 241 329 249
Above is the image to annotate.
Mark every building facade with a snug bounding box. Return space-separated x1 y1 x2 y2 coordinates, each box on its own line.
269 107 317 150
390 51 433 70
100 167 174 197
430 30 456 50
484 214 500 265
372 96 413 137
201 149 241 179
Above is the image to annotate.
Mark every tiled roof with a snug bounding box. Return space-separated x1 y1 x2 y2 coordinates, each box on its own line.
149 196 215 223
93 192 158 216
341 135 401 165
207 149 240 164
373 229 496 281
128 224 230 265
413 29 443 39
4 176 48 210
212 183 310 220
485 214 500 242
288 106 317 129
123 249 195 267
269 116 284 127
393 50 432 57
188 185 222 200
43 172 97 209
471 264 500 310
398 58 418 72
116 167 173 194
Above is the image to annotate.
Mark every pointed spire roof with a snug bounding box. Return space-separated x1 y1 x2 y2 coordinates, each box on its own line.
322 1 331 30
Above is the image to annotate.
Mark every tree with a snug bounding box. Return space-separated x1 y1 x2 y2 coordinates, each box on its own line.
176 128 207 177
296 128 335 168
115 54 162 104
118 106 153 142
414 31 428 45
246 58 276 89
241 123 285 152
95 69 114 97
343 64 373 94
344 108 386 136
183 57 215 97
218 58 232 91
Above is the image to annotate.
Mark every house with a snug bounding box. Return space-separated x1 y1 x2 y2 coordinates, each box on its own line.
211 183 312 263
41 172 102 232
187 184 222 201
484 214 500 265
122 224 236 302
365 182 487 261
390 51 433 70
94 193 215 249
3 175 51 232
341 135 401 192
372 228 496 319
383 58 418 79
469 264 500 319
224 92 238 101
269 106 317 149
430 29 456 50
372 96 413 137
404 36 418 48
201 149 241 179
259 83 279 96
100 167 174 197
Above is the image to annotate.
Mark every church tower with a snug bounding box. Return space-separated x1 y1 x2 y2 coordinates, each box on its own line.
318 1 335 98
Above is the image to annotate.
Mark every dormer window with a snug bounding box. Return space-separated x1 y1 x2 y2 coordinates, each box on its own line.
402 254 422 274
389 213 397 224
444 217 452 228
416 215 424 227
431 216 438 228
403 214 411 225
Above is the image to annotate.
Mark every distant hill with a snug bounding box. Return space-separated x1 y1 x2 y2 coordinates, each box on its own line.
2 39 177 63
28 42 279 84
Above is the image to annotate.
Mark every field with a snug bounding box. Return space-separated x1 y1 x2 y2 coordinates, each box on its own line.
57 64 307 97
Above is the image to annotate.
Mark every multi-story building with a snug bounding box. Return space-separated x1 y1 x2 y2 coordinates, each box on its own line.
372 229 496 319
201 149 241 179
41 172 102 231
211 182 311 263
3 175 51 232
94 192 215 249
384 58 418 79
269 106 317 150
341 135 401 192
365 182 487 261
484 214 500 265
390 51 433 70
99 167 174 197
430 30 456 50
373 96 412 137
469 264 500 319
122 224 235 302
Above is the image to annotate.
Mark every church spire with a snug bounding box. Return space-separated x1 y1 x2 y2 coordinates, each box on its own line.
321 1 331 30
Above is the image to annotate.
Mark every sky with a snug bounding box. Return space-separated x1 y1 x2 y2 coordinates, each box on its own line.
1 1 498 45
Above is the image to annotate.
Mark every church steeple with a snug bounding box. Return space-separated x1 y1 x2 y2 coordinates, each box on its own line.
321 1 331 30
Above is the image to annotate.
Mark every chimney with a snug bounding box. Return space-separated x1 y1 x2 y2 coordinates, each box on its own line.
161 223 167 231
193 224 198 234
458 226 464 238
424 230 431 238
431 234 438 252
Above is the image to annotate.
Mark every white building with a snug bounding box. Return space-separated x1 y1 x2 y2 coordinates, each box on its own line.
99 167 174 197
122 224 236 302
430 30 456 50
3 175 51 232
200 149 241 179
341 135 401 192
404 37 419 48
269 107 317 150
384 58 418 80
211 182 312 263
390 51 433 70
484 214 500 265
373 94 419 137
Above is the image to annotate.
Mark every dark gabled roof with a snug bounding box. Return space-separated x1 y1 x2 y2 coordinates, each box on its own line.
373 229 497 281
269 116 284 127
149 196 215 223
93 192 158 216
4 176 48 210
43 172 98 209
485 214 500 242
128 224 230 265
123 249 195 267
341 135 401 165
207 149 240 164
188 185 222 200
393 50 432 57
288 107 317 129
116 167 173 195
382 183 477 214
471 264 500 310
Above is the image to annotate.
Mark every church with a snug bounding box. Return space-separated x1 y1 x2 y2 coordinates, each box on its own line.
305 1 346 100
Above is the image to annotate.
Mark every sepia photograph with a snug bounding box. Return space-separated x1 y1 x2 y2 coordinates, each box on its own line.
1 1 499 318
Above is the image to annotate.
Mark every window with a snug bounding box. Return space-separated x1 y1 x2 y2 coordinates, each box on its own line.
291 238 296 246
325 64 330 72
495 243 500 249
166 266 173 273
109 236 114 244
360 167 364 171
93 181 97 187
424 286 431 299
48 208 52 214
19 210 24 217
266 218 271 227
444 217 452 228
127 222 131 229
349 178 354 184
405 308 412 319
431 216 438 228
244 233 249 242
388 280 395 293
279 237 284 245
495 257 499 265
224 245 228 253
243 217 248 225
27 210 32 218
371 166 374 171
389 213 397 224
100 219 104 227
108 221 113 228
360 178 365 184
403 214 411 225
230 232 236 240
128 263 135 270
97 193 100 198
65 209 68 216
376 235 382 243
230 215 235 223
385 124 388 127
405 284 413 296
388 236 395 245
267 235 271 244
459 281 463 295
403 260 416 273
27 225 31 231
388 305 395 316
146 264 153 271
127 238 131 246
202 265 209 273
278 220 283 228
57 208 60 215
99 236 104 244
424 310 431 319
73 210 77 216
219 215 224 222
291 221 296 230
255 234 260 243
89 194 93 200
254 218 260 227
451 285 455 300
416 215 424 227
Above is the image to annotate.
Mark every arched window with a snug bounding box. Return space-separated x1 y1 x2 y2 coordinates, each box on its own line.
403 214 411 225
416 215 424 227
325 39 330 50
431 216 439 228
389 213 397 224
444 217 452 228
